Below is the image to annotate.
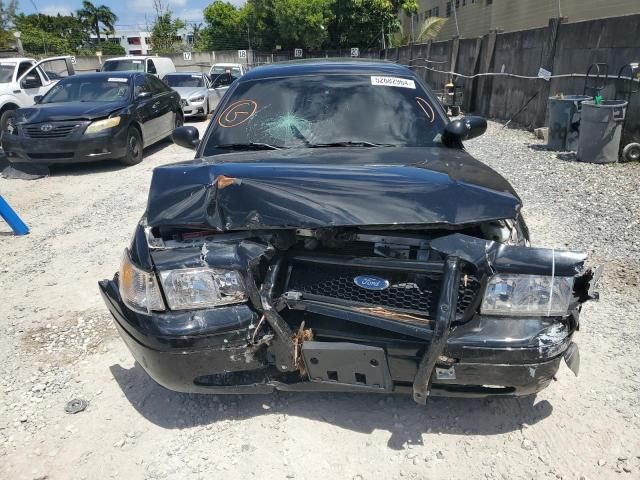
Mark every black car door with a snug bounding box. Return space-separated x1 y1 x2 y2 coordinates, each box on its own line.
146 75 176 136
133 74 158 144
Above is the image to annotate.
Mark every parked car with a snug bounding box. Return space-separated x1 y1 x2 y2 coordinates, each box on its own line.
0 56 75 140
163 71 216 120
2 72 182 166
209 62 246 83
99 60 600 403
101 56 176 78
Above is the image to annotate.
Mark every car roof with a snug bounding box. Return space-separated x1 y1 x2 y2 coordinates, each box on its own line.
212 63 242 67
65 71 140 80
241 59 412 81
165 71 204 75
0 57 35 63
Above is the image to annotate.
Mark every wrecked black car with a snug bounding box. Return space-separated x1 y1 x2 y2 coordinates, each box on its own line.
99 60 600 403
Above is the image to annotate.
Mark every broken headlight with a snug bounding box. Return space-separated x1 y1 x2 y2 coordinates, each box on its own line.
481 274 574 317
119 250 166 313
158 268 246 311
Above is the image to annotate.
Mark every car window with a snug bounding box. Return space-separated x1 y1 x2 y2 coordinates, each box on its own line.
0 62 15 83
164 74 204 88
21 68 43 88
134 74 151 96
41 76 131 103
17 62 33 78
147 60 157 75
203 73 445 155
103 59 145 72
147 75 170 94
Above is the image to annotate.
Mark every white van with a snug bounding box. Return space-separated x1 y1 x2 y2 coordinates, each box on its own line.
101 56 176 78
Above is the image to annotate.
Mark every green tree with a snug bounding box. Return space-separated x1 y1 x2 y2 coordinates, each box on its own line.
328 0 399 50
14 13 89 54
201 1 247 50
76 1 118 43
0 0 18 49
416 16 446 42
149 0 187 54
272 0 333 50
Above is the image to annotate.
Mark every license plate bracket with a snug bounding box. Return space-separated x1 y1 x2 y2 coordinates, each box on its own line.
301 341 392 391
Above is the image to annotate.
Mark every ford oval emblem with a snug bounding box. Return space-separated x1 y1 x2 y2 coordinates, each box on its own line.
354 275 390 291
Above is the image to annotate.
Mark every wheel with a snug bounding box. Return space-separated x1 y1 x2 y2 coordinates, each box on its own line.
200 102 209 121
119 127 143 166
0 109 16 143
621 142 640 162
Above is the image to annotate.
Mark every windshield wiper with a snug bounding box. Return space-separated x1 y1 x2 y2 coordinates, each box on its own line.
307 141 396 148
216 142 283 151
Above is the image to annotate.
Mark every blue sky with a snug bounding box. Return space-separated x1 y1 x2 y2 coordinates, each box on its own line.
22 0 246 28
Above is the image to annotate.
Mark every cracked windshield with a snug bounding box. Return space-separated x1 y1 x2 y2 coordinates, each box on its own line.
204 74 445 154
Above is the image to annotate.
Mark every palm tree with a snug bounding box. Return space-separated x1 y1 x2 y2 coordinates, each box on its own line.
416 17 447 42
77 1 118 44
389 16 447 47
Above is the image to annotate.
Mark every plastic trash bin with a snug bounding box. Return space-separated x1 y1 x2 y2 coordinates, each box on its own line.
577 100 628 163
547 95 592 151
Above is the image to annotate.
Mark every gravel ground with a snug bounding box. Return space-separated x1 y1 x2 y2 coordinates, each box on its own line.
0 120 639 480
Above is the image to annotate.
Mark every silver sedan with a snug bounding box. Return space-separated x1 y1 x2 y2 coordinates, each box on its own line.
163 72 221 120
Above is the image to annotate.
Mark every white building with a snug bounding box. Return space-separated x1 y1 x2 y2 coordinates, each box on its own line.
92 28 194 55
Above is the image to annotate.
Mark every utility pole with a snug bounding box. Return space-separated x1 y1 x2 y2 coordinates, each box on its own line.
452 1 461 38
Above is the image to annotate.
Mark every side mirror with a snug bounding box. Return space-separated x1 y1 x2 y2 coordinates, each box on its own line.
136 91 153 100
443 116 487 144
172 126 200 150
33 95 43 104
21 75 41 89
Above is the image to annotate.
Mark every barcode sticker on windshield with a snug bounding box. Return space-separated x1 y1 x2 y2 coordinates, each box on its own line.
371 76 416 89
108 78 128 83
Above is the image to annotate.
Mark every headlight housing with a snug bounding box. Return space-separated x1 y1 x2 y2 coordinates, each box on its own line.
189 95 205 103
159 267 246 310
85 116 121 134
481 273 575 317
119 250 165 313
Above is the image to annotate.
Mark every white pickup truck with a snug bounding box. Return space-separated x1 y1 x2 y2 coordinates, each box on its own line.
0 56 75 137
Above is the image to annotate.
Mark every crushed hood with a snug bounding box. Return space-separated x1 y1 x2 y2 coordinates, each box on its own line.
14 101 125 123
145 147 522 230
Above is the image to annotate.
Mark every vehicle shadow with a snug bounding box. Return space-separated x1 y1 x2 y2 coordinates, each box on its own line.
110 362 553 449
0 140 177 179
46 141 175 177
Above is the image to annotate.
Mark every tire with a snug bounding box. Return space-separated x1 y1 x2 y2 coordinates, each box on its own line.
119 127 143 166
621 142 640 162
0 109 16 144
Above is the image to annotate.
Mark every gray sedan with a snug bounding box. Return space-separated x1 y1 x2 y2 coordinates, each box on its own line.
163 72 222 120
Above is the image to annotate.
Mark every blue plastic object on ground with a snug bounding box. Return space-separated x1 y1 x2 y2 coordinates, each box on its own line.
0 195 29 235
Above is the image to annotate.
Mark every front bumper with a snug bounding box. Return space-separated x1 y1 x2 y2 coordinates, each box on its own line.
180 99 206 117
2 127 128 164
99 276 576 398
